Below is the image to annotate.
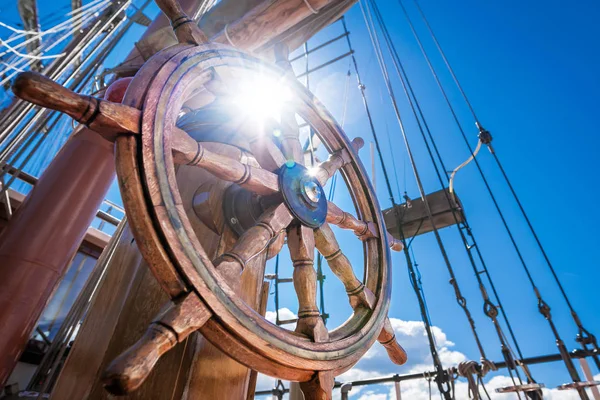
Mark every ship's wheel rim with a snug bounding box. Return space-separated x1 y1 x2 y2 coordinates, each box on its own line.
119 43 391 374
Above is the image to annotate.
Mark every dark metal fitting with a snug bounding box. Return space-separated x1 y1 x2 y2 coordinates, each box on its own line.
477 124 493 145
483 300 499 319
537 299 551 319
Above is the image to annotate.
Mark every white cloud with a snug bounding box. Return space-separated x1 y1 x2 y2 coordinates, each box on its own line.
265 307 297 330
254 314 599 399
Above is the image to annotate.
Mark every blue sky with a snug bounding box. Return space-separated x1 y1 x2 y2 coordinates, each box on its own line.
2 0 599 397
262 0 600 396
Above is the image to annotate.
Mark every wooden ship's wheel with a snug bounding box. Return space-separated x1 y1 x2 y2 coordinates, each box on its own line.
11 1 407 398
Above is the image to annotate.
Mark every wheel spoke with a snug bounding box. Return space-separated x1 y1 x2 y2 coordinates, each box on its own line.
314 223 374 310
214 203 293 285
287 224 328 342
248 128 287 172
279 110 305 165
311 138 364 186
326 201 404 252
172 127 279 195
315 223 406 365
378 319 408 366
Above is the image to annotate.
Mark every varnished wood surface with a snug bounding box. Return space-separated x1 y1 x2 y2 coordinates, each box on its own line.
214 203 293 286
155 0 208 45
327 201 403 251
313 137 364 185
0 0 406 396
12 72 141 141
184 224 269 400
383 188 464 240
102 293 211 395
288 224 328 343
377 319 408 366
124 46 391 380
172 127 280 196
246 281 270 400
27 39 400 394
299 371 334 400
314 223 374 310
116 45 191 299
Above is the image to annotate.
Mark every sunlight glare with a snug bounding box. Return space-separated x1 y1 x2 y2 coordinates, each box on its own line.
232 75 292 123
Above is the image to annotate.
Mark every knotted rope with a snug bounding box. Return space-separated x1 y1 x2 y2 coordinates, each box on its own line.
458 359 497 400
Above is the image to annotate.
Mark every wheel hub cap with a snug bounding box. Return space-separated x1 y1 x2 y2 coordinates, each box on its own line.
279 161 327 228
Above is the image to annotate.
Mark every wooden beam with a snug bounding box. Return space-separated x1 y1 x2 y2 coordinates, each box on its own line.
383 189 464 240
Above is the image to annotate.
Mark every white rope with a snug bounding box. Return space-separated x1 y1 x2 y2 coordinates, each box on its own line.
0 4 109 86
66 0 106 16
223 23 236 47
0 22 41 35
448 139 482 197
0 39 65 60
0 61 25 73
302 0 319 14
0 0 108 64
0 8 109 87
0 0 110 46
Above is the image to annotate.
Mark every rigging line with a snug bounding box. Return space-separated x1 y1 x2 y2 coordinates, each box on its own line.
411 251 437 348
344 13 451 399
490 146 600 364
0 0 111 51
274 254 281 324
401 1 593 393
396 0 547 342
411 0 479 123
0 6 106 75
373 0 521 363
448 139 481 198
377 83 402 200
303 41 316 166
0 10 135 194
364 0 487 362
377 1 537 390
376 24 527 367
490 148 585 316
0 38 65 60
367 6 527 394
409 0 600 369
0 3 112 85
0 0 133 174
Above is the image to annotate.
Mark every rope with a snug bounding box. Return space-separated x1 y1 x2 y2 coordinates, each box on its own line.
344 12 451 399
457 359 497 400
387 0 526 372
365 0 487 361
0 1 113 86
448 139 481 199
406 1 594 395
411 0 479 122
223 23 236 47
490 146 600 367
457 361 480 400
302 0 319 14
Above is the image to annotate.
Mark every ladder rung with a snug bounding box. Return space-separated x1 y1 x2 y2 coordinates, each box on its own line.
557 381 600 390
496 383 545 393
278 318 298 325
277 278 293 283
278 314 328 326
